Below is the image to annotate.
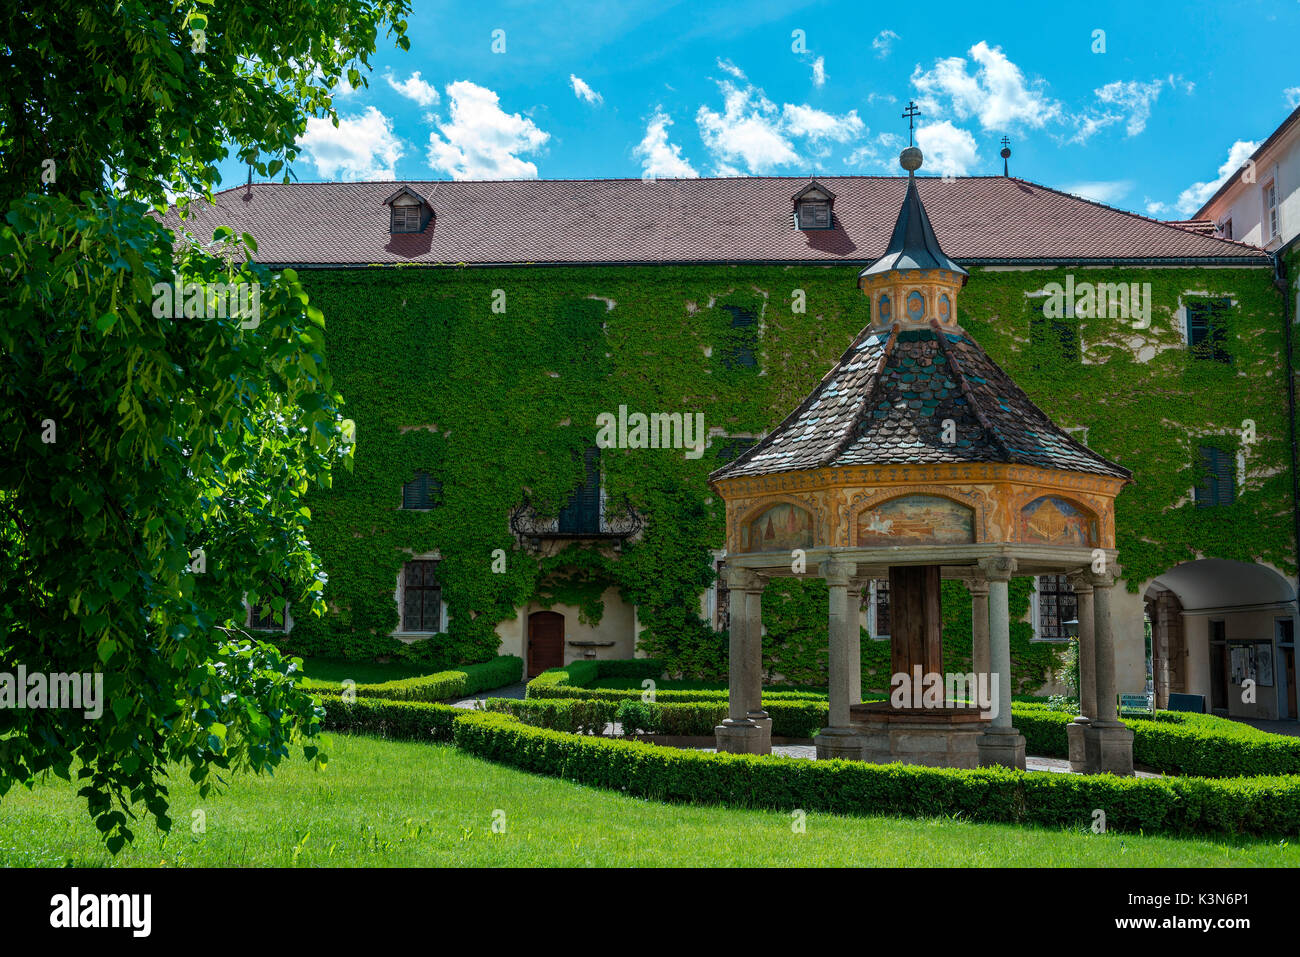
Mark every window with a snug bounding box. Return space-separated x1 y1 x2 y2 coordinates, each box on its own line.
248 595 287 631
1028 299 1080 369
721 305 758 370
1185 297 1231 364
1035 575 1076 641
867 579 890 639
557 446 601 534
797 201 832 229
714 559 730 631
1219 218 1233 241
1194 445 1236 507
711 435 758 465
390 203 422 233
401 470 441 510
401 560 443 632
1264 180 1279 241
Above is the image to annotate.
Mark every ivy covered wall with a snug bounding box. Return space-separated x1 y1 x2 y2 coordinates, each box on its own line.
280 263 1293 687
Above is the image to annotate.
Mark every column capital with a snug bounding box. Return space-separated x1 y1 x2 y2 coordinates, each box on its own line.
964 577 990 597
1086 568 1117 589
1067 571 1095 594
820 558 857 586
977 556 1017 582
725 566 766 591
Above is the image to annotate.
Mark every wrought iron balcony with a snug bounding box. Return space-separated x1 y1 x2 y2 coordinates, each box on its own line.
509 501 642 540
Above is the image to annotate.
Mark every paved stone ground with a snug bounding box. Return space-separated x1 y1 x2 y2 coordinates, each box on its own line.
450 681 527 708
1231 717 1300 737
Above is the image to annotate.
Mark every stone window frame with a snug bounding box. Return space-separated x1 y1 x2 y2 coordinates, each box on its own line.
391 551 450 639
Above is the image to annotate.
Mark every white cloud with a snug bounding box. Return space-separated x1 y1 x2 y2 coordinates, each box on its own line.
911 41 1060 130
298 106 403 181
1143 198 1173 217
1060 180 1134 205
1171 139 1258 216
695 61 864 174
1286 86 1300 108
570 74 604 106
386 70 439 107
811 56 826 88
634 109 698 179
915 121 978 176
872 30 899 59
1095 79 1162 136
426 81 550 180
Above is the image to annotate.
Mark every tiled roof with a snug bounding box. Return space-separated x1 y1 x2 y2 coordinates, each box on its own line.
711 322 1131 481
164 176 1269 266
1163 219 1217 236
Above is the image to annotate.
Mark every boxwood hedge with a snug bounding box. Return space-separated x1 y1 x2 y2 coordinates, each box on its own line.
350 655 523 703
452 711 1300 838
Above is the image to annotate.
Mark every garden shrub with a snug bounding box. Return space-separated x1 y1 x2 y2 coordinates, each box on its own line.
483 697 619 735
353 655 523 703
451 711 1300 838
318 694 465 741
615 699 827 738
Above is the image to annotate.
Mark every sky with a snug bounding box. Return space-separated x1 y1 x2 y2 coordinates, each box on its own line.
215 0 1300 219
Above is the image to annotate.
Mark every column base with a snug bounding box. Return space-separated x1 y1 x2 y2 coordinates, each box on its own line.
715 719 766 755
1082 722 1134 776
1066 718 1094 772
746 710 773 754
814 727 862 761
977 727 1026 770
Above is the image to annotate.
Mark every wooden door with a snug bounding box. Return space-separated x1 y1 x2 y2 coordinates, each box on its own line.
528 611 566 678
1285 648 1297 718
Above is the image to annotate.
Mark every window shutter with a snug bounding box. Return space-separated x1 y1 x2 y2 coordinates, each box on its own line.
722 306 758 369
1196 446 1236 507
798 202 831 229
402 470 440 509
1186 298 1231 363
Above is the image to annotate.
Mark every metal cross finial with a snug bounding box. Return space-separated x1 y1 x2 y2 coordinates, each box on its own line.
1000 135 1010 149
901 100 921 146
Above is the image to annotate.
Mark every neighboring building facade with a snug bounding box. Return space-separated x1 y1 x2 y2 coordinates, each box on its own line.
1196 104 1300 251
175 171 1298 715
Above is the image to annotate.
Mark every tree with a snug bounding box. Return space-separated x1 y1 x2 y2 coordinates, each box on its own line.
0 0 409 851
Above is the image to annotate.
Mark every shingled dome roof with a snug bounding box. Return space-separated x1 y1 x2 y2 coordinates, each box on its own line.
711 325 1131 480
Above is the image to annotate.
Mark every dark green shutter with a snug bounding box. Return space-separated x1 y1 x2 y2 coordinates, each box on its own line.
1187 298 1231 364
558 447 600 533
722 306 758 369
1195 446 1235 507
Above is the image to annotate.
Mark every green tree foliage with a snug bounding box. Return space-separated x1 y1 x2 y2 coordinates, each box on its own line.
0 0 409 850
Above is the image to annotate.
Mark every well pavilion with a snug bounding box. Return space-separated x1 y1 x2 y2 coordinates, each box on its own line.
708 144 1136 774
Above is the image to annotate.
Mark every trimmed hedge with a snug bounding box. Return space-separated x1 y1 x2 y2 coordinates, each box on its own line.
318 694 465 741
615 699 828 739
353 655 523 703
483 697 619 735
452 711 1300 837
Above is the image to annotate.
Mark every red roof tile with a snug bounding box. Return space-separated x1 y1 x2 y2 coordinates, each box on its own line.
165 176 1270 267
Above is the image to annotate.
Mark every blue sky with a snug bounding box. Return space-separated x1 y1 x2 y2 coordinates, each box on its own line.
216 0 1300 218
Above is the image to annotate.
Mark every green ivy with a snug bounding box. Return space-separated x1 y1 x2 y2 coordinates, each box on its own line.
281 264 1290 685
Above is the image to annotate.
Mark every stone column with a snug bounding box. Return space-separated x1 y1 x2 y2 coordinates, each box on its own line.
1084 569 1134 775
742 572 772 752
848 579 866 705
976 557 1025 770
714 566 764 754
966 577 990 680
1066 573 1096 771
815 558 861 760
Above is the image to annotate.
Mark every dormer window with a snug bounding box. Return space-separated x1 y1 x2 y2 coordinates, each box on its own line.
383 185 433 234
793 180 836 230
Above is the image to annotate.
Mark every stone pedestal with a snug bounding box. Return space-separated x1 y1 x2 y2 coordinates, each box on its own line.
813 727 862 760
850 704 986 769
715 719 767 755
977 727 1026 770
1083 722 1135 776
1066 719 1097 772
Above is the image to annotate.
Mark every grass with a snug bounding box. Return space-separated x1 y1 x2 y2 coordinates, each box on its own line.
297 656 435 690
0 734 1294 867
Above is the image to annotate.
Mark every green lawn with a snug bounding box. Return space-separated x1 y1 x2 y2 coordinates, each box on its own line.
0 734 1294 867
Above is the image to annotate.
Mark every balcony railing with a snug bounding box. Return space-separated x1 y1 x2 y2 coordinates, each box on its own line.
509 502 642 540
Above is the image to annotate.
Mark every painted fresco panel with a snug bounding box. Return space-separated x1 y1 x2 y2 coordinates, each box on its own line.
742 503 814 551
857 494 974 545
1019 496 1097 546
